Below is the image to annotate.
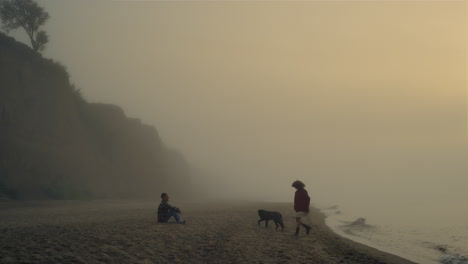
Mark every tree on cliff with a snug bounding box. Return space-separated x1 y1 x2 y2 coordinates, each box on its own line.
0 0 49 52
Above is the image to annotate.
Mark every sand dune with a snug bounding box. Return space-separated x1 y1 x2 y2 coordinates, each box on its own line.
0 200 415 264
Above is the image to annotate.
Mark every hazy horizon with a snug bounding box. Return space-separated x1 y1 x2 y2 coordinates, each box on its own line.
9 0 467 224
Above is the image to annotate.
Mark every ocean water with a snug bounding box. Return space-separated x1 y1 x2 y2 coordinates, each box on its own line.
322 201 468 264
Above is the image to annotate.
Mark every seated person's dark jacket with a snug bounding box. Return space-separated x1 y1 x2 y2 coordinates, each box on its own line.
157 201 181 222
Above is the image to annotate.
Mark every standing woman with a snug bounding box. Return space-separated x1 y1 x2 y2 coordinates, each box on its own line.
292 180 312 235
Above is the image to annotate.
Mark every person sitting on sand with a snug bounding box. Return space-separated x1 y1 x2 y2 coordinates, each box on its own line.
292 180 311 235
157 193 186 224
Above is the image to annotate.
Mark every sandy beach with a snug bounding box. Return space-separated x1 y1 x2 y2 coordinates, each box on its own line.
0 200 416 264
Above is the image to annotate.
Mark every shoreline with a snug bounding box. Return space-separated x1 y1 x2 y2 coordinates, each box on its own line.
324 215 432 264
305 206 417 264
0 200 417 264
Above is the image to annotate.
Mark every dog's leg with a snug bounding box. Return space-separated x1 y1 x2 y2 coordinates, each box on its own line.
258 219 263 226
265 220 269 228
277 216 284 231
274 221 279 230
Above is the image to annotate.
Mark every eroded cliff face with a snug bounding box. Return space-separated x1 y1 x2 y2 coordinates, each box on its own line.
0 33 189 199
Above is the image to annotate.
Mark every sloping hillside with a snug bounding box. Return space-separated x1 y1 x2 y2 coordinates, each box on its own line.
0 33 189 199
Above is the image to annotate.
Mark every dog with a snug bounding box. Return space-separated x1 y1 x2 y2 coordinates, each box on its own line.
257 209 284 231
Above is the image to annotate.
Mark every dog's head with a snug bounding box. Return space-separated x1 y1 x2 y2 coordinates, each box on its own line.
258 209 267 217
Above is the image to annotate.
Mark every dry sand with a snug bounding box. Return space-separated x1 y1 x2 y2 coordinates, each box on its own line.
0 200 416 264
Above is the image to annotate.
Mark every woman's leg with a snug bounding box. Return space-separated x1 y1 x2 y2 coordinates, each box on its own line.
300 215 311 235
302 222 311 234
295 217 302 235
296 216 311 235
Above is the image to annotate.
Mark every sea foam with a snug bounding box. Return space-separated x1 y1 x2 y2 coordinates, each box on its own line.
322 205 468 264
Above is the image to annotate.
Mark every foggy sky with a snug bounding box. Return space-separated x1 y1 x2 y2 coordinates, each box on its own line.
11 1 467 223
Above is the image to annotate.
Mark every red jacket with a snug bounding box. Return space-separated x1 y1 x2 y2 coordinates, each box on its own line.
294 189 310 212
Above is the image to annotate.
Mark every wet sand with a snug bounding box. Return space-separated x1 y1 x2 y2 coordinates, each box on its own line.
0 200 416 264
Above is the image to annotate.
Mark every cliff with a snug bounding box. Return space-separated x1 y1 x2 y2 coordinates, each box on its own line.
0 33 189 199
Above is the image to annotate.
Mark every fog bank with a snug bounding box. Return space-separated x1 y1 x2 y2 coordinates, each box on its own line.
10 1 466 215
